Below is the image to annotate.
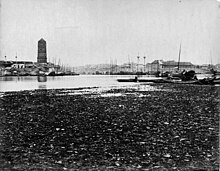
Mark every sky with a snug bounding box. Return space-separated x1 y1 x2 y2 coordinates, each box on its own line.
0 0 220 66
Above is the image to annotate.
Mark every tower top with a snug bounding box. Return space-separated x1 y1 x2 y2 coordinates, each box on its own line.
38 38 46 42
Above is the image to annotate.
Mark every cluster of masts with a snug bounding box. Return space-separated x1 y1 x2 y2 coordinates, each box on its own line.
136 55 147 73
109 54 149 74
3 55 75 72
49 57 75 72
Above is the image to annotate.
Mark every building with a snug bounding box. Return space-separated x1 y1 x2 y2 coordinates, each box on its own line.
151 60 164 72
149 60 195 72
0 61 13 68
162 60 194 72
11 61 34 69
0 60 34 69
37 38 47 63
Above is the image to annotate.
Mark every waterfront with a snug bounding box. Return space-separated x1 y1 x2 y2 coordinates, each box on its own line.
0 74 215 92
0 74 219 170
1 0 219 169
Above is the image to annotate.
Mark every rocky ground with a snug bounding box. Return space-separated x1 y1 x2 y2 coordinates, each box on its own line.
0 84 219 170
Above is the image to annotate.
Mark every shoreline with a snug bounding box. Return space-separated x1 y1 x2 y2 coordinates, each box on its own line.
0 84 219 170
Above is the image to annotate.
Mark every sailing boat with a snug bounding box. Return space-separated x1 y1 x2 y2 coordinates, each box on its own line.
171 42 183 78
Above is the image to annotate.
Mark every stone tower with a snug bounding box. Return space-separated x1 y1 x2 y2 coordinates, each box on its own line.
37 38 47 63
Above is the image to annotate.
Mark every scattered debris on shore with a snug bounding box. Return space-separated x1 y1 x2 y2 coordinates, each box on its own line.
0 84 219 170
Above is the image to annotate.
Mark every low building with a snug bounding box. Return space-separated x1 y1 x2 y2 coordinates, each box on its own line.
11 61 34 69
162 60 194 72
0 61 13 68
147 60 195 73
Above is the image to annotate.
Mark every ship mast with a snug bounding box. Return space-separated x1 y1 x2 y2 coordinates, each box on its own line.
177 42 181 71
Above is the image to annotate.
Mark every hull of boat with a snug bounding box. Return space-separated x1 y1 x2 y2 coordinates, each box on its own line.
138 78 164 83
117 78 137 82
156 79 220 85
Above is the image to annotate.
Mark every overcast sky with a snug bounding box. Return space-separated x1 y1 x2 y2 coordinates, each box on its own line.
0 0 220 66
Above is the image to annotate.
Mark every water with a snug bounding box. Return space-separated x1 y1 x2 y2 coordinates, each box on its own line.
0 75 140 92
0 74 216 92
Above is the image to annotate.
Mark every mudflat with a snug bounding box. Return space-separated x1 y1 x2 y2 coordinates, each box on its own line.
0 84 219 170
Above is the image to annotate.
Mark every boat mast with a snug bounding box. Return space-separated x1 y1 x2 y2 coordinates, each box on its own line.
177 42 181 71
137 53 140 73
210 50 212 66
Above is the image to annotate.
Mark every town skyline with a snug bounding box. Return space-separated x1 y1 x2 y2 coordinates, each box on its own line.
1 0 220 66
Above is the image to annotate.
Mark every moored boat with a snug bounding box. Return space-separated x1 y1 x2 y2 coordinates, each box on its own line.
117 77 138 82
138 77 164 83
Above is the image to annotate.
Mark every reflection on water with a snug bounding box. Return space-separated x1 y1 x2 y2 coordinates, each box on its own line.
1 77 14 81
1 76 37 81
37 76 47 89
37 76 47 82
38 84 47 89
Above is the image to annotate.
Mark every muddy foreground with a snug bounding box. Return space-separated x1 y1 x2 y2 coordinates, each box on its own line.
0 84 219 170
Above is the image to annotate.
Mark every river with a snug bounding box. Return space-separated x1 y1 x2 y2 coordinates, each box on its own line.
0 74 215 92
0 75 141 92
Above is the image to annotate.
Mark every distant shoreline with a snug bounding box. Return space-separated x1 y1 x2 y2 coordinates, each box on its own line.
0 74 80 77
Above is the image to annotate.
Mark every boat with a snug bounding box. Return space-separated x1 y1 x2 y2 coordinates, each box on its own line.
162 79 199 84
117 77 138 82
117 74 165 83
138 77 164 83
117 75 220 85
153 77 220 85
197 77 220 85
170 42 183 78
210 68 220 76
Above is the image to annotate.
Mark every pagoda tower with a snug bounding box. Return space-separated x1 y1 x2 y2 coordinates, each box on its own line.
37 38 47 63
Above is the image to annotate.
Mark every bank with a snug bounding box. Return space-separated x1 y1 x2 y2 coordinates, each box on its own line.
0 84 219 170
